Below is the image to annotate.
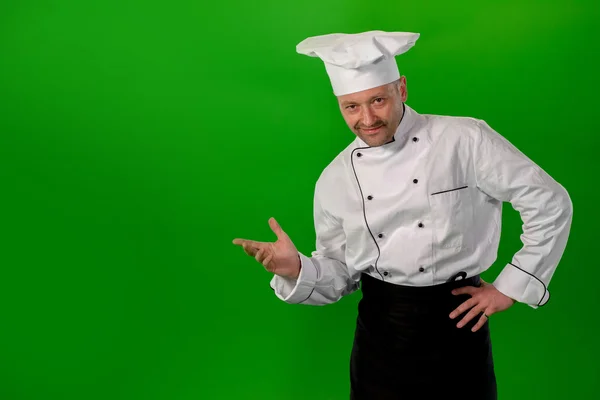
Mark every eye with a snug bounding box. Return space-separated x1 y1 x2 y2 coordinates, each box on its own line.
374 97 384 103
346 105 357 110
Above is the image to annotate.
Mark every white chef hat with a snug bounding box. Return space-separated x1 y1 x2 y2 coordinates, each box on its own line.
296 30 420 96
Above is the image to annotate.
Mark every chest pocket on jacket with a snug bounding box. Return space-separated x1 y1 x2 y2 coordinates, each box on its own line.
429 185 474 249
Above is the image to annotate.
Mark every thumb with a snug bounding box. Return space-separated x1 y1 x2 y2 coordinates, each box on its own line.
269 217 288 240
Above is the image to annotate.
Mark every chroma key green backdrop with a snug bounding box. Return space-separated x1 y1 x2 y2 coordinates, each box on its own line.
0 0 598 399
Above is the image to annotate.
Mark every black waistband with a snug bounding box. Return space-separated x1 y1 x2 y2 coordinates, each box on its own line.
360 272 481 301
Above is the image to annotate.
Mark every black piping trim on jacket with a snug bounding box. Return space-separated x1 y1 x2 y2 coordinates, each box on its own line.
269 280 316 304
299 287 315 304
508 262 549 307
431 185 468 195
351 148 384 280
349 103 407 281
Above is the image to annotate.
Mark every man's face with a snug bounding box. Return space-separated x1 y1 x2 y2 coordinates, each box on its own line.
337 77 407 147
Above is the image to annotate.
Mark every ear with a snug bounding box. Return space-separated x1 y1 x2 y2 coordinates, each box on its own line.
399 76 408 102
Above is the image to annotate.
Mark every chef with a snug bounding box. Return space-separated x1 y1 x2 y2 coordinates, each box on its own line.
233 30 573 399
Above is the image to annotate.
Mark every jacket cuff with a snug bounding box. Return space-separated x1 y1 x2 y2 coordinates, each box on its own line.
269 252 318 304
492 263 549 309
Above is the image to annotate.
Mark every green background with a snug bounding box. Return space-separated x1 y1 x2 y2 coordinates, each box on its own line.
0 0 598 399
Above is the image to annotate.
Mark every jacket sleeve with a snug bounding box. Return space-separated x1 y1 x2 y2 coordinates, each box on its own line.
269 180 361 305
472 119 573 308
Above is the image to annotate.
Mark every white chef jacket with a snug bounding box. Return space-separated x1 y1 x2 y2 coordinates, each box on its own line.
270 104 573 309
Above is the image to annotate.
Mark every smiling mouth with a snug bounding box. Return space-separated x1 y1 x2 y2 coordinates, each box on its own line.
361 126 383 134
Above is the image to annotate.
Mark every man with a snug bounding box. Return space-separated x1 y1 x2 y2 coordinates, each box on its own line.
233 31 573 399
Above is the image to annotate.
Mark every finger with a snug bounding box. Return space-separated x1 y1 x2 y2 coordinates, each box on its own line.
471 311 491 332
255 248 266 263
449 297 477 319
268 217 288 241
233 238 256 247
232 238 246 246
233 238 265 248
234 239 262 255
452 285 478 296
242 242 260 257
262 253 273 268
456 304 485 328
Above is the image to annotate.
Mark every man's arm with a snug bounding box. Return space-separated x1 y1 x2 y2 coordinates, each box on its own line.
270 181 360 306
472 119 573 308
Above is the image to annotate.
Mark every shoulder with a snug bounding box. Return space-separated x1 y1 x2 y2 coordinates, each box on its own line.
313 141 356 195
421 112 485 144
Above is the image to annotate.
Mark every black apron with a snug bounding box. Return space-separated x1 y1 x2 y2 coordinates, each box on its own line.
350 272 497 400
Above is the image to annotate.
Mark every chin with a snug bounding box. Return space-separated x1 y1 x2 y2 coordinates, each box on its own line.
362 137 387 147
358 132 393 147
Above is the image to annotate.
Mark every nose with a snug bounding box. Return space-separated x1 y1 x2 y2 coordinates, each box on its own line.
362 107 376 126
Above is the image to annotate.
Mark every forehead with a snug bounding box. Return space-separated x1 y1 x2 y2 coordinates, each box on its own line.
337 83 392 104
